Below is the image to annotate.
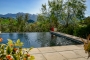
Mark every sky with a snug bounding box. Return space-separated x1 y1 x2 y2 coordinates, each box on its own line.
0 0 48 15
85 0 90 17
0 0 90 17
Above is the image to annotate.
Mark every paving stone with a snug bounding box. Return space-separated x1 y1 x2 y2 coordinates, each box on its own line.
59 51 82 59
32 54 46 60
43 52 67 60
52 46 70 52
73 50 88 57
85 57 90 60
76 45 84 49
65 45 82 50
68 58 86 60
38 47 56 53
29 48 41 54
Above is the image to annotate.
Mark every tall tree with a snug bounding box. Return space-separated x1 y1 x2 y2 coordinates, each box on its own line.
8 18 14 32
24 13 29 32
0 18 2 32
16 14 24 32
48 0 63 27
24 13 29 22
65 0 86 26
41 0 86 27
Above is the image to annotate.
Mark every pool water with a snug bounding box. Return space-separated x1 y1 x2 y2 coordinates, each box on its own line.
0 32 82 48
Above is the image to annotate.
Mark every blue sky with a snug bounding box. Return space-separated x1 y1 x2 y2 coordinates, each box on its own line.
0 0 48 14
85 0 90 17
0 0 90 17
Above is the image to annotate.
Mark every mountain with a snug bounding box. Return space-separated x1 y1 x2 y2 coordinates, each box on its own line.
0 13 37 21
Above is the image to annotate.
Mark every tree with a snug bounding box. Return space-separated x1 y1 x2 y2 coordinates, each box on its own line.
0 18 2 31
24 13 29 32
37 14 45 22
8 18 14 32
41 0 86 27
24 13 29 22
84 16 90 25
66 0 86 25
16 13 30 32
16 14 24 32
37 14 50 32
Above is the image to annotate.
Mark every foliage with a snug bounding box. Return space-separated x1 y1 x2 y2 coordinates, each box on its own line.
84 16 90 25
0 38 35 60
73 24 90 38
81 34 90 58
61 25 74 35
40 0 86 27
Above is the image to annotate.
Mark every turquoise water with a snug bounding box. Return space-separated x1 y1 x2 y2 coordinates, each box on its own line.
0 32 82 48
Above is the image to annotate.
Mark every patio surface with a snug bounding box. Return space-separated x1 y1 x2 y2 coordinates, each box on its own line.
28 45 90 60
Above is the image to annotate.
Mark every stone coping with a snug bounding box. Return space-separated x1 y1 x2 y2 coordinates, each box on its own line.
50 31 86 43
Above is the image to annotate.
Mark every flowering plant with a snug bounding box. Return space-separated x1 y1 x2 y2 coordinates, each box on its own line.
0 38 35 60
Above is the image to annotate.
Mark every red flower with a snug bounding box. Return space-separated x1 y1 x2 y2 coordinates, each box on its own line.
10 44 14 47
9 58 13 60
13 48 18 52
6 55 11 59
27 54 30 57
0 38 3 42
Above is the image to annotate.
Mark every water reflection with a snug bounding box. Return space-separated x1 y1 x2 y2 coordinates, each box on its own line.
37 32 50 47
50 35 57 46
0 32 82 48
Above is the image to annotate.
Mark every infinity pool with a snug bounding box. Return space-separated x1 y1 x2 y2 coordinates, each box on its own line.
0 32 82 48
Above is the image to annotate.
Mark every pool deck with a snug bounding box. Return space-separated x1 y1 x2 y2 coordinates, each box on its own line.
28 32 89 60
29 45 90 60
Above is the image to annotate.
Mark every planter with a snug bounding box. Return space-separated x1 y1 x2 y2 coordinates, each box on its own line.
50 27 57 32
51 27 54 31
54 28 57 32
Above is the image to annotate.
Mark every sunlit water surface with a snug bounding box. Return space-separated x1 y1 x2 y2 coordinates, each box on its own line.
0 32 82 48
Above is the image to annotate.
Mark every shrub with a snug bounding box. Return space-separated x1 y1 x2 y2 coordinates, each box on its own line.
74 24 90 38
0 38 35 60
81 34 90 58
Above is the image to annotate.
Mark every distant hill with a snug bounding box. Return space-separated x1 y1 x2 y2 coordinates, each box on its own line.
0 13 37 21
27 19 35 23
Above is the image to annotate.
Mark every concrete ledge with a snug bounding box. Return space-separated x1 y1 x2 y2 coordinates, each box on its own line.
50 31 84 44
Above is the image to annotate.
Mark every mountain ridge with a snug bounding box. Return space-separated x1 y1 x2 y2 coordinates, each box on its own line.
0 13 37 21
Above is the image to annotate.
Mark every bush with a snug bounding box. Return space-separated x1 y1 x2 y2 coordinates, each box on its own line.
0 38 35 60
74 24 90 38
59 25 74 35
